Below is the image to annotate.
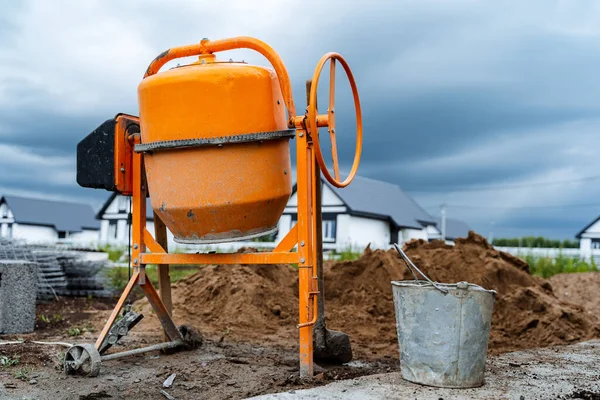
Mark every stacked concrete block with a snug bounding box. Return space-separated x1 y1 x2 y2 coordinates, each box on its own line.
0 261 38 334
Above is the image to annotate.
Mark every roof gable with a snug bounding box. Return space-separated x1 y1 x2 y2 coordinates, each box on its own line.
1 195 100 232
97 194 153 220
576 215 600 238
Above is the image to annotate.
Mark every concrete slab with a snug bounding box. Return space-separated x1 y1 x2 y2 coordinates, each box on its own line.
250 340 600 400
0 261 37 334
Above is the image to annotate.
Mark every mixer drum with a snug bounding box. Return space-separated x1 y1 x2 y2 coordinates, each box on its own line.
137 55 293 243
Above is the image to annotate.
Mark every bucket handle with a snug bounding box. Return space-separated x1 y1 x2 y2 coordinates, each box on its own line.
393 244 449 294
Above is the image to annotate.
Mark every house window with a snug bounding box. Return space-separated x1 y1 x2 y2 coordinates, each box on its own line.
6 224 12 238
58 231 67 239
592 239 600 249
109 220 118 239
323 220 336 242
117 196 129 213
291 216 337 242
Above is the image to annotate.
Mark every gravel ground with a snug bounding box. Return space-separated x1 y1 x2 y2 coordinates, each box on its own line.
251 340 600 400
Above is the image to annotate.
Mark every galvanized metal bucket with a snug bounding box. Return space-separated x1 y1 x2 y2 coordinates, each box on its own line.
391 245 496 388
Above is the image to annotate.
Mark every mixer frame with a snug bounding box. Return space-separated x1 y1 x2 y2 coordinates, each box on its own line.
89 37 362 379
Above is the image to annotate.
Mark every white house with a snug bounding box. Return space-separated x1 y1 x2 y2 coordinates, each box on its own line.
576 216 600 260
96 193 175 247
276 176 459 251
98 176 470 251
0 195 99 244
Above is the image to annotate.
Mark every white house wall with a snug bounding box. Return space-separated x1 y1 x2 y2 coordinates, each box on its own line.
0 203 14 219
341 216 390 251
578 219 600 260
12 224 57 243
580 238 592 260
400 228 428 243
276 214 293 243
68 229 100 244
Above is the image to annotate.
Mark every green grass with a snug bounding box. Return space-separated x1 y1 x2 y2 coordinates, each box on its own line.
103 265 198 290
13 366 32 381
523 254 598 278
328 246 362 261
494 236 579 248
98 244 127 262
0 356 20 368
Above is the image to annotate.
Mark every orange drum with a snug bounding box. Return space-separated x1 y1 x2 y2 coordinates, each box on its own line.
137 54 292 243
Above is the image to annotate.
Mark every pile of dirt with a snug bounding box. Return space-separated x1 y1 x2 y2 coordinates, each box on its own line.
136 262 299 344
401 233 600 354
549 272 600 317
135 232 600 358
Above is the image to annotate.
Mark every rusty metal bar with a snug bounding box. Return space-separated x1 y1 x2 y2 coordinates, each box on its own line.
101 340 183 362
139 277 183 341
144 37 296 125
94 271 140 349
273 224 298 253
140 252 300 265
143 228 166 254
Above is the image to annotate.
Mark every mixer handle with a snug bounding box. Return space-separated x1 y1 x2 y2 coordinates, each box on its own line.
143 37 297 126
307 53 363 188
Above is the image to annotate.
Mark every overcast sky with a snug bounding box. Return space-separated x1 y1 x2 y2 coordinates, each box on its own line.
1 0 600 239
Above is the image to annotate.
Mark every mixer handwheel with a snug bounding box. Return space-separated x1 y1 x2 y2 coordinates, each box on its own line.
307 52 363 188
64 343 101 377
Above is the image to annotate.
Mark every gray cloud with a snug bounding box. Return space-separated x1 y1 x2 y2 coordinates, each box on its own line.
1 0 600 238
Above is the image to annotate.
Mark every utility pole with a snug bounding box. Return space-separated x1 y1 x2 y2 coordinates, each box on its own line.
441 203 446 242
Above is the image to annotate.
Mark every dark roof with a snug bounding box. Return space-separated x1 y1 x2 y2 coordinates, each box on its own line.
435 217 470 240
96 193 153 220
324 176 435 229
1 195 100 232
575 215 600 239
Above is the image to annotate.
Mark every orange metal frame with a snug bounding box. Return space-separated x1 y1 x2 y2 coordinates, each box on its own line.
94 37 362 379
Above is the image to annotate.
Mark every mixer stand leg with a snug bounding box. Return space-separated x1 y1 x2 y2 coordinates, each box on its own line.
94 269 183 352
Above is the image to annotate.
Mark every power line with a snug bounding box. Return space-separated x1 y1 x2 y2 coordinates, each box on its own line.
408 175 600 193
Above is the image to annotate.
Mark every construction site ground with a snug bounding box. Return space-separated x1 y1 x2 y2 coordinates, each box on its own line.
252 340 600 400
1 235 600 399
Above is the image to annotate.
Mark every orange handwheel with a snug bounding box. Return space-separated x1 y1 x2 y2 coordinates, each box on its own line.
307 52 363 188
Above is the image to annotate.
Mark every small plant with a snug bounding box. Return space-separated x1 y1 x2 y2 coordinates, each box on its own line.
13 366 32 381
66 322 96 337
67 327 82 337
223 328 232 335
39 313 64 325
0 355 20 368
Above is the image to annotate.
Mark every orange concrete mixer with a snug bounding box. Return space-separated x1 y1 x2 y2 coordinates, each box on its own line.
71 37 362 379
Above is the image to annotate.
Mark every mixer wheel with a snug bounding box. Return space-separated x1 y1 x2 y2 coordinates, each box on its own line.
307 52 362 188
64 343 101 377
